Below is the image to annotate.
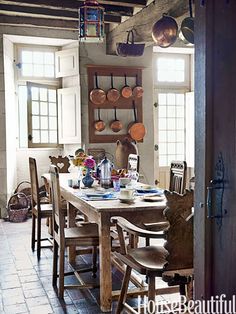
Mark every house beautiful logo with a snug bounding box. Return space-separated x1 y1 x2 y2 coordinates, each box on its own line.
138 294 236 314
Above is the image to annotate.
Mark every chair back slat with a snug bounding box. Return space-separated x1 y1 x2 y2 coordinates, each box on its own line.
127 154 140 173
29 158 40 210
49 155 70 173
169 161 187 194
163 189 193 271
50 165 65 242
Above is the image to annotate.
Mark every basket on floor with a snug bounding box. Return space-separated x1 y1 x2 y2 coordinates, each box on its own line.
7 192 29 223
14 181 32 208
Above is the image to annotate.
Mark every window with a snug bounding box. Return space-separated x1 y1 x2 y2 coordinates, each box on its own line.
154 52 194 168
17 45 59 148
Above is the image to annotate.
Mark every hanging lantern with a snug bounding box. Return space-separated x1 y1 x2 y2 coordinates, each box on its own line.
79 0 104 42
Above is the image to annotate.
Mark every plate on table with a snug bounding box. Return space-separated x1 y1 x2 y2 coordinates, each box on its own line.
143 195 165 202
136 186 163 194
119 197 135 204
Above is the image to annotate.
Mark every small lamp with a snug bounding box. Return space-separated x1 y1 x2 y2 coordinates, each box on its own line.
79 0 104 43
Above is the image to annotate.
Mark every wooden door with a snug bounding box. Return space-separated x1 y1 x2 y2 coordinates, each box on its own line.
195 1 236 300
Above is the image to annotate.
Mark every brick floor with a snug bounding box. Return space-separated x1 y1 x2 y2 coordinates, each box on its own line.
0 218 179 314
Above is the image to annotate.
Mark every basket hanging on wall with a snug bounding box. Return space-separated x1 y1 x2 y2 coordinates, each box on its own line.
116 30 145 57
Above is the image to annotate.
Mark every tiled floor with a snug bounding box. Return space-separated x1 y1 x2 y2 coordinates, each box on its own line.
0 218 179 314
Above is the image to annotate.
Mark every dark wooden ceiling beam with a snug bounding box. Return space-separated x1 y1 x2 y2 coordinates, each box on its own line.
106 0 190 55
0 0 138 12
0 13 77 29
0 4 122 23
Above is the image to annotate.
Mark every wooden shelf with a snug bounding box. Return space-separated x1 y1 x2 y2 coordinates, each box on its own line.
87 65 143 143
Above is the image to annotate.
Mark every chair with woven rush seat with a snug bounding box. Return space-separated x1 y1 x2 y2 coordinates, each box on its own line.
29 157 53 260
50 165 99 299
112 189 194 314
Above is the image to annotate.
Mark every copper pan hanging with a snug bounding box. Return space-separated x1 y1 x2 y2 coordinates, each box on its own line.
94 108 106 132
121 74 132 99
90 72 106 105
132 74 144 98
127 101 146 141
107 73 120 103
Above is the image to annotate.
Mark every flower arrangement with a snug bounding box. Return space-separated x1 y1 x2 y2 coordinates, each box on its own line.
71 151 88 167
84 157 96 169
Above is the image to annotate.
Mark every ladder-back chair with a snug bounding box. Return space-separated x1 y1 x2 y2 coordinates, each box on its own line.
169 161 187 194
50 165 99 299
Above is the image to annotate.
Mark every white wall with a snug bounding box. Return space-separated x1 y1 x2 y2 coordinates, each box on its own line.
79 42 155 184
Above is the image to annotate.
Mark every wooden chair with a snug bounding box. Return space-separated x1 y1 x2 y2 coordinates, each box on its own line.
29 157 53 260
169 160 187 194
49 155 70 173
50 165 99 299
127 154 139 173
145 161 188 239
112 190 194 314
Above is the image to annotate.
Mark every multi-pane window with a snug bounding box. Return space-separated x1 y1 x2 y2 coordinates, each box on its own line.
155 53 193 168
28 83 58 147
17 45 59 148
158 92 185 166
20 49 55 78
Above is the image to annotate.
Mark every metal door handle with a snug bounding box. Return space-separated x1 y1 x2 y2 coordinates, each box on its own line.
207 179 224 219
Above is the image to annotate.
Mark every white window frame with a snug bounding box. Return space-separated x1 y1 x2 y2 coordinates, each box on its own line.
15 44 61 148
154 50 193 169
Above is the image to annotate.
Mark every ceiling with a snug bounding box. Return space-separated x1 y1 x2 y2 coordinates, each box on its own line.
0 0 149 30
0 0 191 54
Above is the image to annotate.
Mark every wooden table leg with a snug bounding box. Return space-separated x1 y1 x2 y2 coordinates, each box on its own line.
67 202 77 264
99 213 112 312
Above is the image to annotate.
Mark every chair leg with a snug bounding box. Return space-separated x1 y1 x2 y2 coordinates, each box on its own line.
58 247 65 299
37 216 41 260
92 246 97 278
116 266 132 314
52 240 58 287
148 273 156 313
31 213 36 252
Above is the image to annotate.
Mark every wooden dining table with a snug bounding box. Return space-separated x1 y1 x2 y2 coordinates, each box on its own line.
43 173 167 312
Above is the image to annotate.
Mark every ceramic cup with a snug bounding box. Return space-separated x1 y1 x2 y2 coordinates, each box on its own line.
119 188 135 200
119 177 131 187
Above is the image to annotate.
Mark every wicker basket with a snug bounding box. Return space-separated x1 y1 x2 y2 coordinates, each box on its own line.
7 193 29 223
14 181 32 208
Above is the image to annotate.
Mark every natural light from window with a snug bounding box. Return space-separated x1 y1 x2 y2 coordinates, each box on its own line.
21 50 55 78
157 57 185 83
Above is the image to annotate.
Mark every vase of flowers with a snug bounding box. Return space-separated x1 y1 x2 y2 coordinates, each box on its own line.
82 157 96 188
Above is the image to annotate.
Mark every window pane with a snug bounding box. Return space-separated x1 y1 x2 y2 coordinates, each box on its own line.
32 102 39 115
159 155 167 167
176 130 184 142
22 64 32 76
41 116 48 129
49 102 57 115
32 130 40 143
168 155 176 165
33 51 44 64
167 131 175 142
158 106 166 118
48 90 56 102
31 87 39 100
49 131 57 143
40 102 48 115
22 51 32 63
176 106 184 117
32 116 39 129
44 65 54 78
167 106 175 117
159 131 166 142
158 94 166 105
176 94 185 106
177 143 185 155
44 52 54 65
159 119 167 130
168 143 175 154
41 130 49 143
40 88 47 101
167 118 175 129
33 64 44 76
158 143 167 154
167 94 175 105
176 118 184 130
49 117 57 129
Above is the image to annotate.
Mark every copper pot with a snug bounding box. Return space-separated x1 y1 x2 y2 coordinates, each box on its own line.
152 14 178 48
128 101 146 141
132 74 143 98
110 107 123 133
94 108 105 132
90 72 106 105
121 74 132 98
107 73 120 103
179 0 194 44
